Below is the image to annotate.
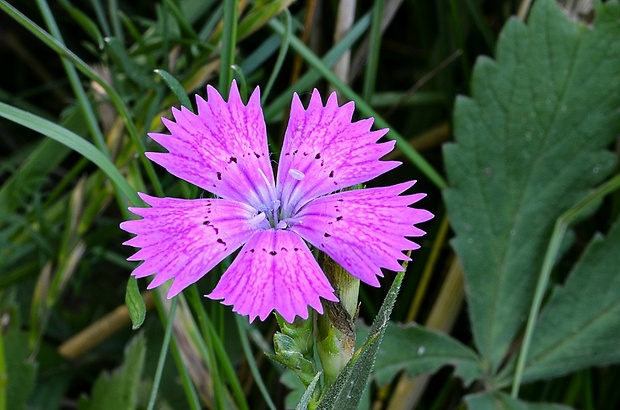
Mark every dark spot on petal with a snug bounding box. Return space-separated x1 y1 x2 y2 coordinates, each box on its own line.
293 150 298 155
281 247 288 251
337 198 343 202
217 238 226 245
329 170 334 178
324 233 331 237
216 172 222 180
294 247 299 251
262 248 267 252
285 152 290 156
270 251 277 255
203 220 210 225
315 153 321 159
254 152 261 158
328 221 333 225
336 216 343 221
303 152 308 156
250 249 255 253
214 227 219 234
228 156 238 163
321 160 324 166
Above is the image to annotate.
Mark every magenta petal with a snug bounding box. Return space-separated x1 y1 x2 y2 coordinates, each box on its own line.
276 90 399 215
207 230 337 323
146 81 276 209
290 182 433 286
120 193 263 297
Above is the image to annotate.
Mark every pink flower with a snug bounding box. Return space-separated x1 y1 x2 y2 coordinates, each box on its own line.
120 82 433 322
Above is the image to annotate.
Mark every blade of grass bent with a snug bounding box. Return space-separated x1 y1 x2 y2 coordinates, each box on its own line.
0 102 139 206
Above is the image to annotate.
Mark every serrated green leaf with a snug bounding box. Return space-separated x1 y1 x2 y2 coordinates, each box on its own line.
443 0 620 371
363 323 483 387
465 391 573 410
317 270 405 410
79 333 146 410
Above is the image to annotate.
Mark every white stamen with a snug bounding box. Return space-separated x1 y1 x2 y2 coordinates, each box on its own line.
248 212 267 226
289 169 305 180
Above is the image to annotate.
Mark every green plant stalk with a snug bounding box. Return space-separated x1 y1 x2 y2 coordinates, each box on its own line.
108 0 123 43
236 316 277 410
219 0 238 97
268 18 446 189
147 297 178 410
0 0 164 198
36 0 109 157
362 0 384 102
316 253 360 389
186 286 250 410
511 173 620 397
261 10 292 105
151 292 202 410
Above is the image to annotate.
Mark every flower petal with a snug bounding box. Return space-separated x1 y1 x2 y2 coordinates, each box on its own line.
276 90 399 216
120 193 264 297
290 181 434 286
146 81 277 209
207 229 337 323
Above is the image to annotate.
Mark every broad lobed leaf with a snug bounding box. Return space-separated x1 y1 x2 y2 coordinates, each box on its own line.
443 0 620 371
465 392 573 410
367 323 483 387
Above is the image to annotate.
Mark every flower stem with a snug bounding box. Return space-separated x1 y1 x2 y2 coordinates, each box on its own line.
316 252 360 388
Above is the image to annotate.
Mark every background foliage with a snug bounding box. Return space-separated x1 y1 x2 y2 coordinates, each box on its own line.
1 0 619 409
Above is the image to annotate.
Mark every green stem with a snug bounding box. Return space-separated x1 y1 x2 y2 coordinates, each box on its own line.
235 316 277 410
316 253 360 388
147 297 178 410
35 0 108 157
511 173 620 397
219 0 238 97
362 0 384 102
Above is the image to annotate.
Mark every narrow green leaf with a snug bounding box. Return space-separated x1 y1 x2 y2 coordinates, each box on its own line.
0 102 140 205
443 0 620 371
58 0 104 47
465 392 573 410
513 215 620 383
366 323 483 387
296 372 321 410
317 270 406 410
154 69 193 110
125 277 146 330
79 334 146 410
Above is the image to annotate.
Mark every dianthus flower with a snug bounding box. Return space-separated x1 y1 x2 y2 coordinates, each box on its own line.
121 82 433 322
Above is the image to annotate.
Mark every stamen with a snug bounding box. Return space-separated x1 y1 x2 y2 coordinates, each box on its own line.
289 168 305 180
248 212 267 226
